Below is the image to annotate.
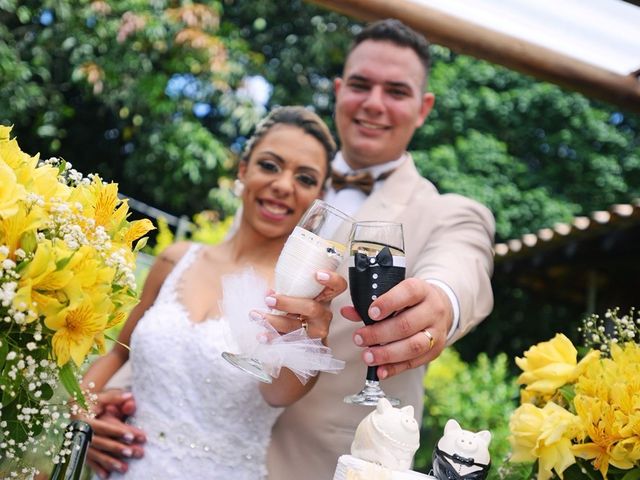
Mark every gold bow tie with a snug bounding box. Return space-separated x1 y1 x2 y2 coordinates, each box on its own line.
331 169 394 195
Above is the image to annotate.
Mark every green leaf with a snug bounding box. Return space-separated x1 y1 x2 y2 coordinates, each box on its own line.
0 335 8 371
58 362 87 409
621 470 640 480
558 384 576 407
55 253 75 271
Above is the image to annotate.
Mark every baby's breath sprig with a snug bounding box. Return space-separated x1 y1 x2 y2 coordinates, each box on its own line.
579 307 638 356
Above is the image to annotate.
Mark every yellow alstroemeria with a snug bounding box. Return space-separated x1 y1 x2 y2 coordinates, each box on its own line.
516 333 600 395
30 163 70 201
91 181 120 228
0 203 42 255
121 218 155 248
0 125 36 172
509 401 583 480
0 160 26 219
572 395 636 478
46 295 111 366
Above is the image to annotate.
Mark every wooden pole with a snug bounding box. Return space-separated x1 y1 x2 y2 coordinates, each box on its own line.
309 0 640 113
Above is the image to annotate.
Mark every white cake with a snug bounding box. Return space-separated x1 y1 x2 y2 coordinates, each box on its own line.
333 398 436 480
334 455 436 480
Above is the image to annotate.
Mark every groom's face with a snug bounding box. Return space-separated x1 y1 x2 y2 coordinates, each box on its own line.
334 40 434 170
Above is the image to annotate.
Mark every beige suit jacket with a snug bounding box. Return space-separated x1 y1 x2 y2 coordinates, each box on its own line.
266 156 495 480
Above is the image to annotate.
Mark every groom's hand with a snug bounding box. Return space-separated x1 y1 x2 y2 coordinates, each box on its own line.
83 390 146 479
341 278 452 379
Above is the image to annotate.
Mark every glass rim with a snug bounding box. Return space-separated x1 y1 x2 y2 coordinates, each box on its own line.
351 221 403 228
305 199 355 222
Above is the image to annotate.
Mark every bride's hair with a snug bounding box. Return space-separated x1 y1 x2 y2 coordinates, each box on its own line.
239 106 335 182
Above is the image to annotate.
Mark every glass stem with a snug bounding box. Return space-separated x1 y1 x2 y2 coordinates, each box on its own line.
366 365 378 382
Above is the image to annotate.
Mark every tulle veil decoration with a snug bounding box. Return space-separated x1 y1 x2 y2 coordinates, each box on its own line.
221 268 345 384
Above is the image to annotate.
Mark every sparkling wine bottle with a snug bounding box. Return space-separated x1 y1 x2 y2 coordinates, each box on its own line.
49 420 93 480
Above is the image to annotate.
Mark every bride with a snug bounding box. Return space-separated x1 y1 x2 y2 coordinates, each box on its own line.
80 106 346 479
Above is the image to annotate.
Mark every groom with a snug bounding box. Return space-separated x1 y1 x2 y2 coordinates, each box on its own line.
266 19 494 479
86 19 494 480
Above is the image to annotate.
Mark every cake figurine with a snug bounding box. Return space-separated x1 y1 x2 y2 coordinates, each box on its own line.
431 419 491 480
333 398 436 480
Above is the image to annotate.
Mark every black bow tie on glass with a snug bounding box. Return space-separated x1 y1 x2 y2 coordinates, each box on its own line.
331 169 394 195
354 246 393 272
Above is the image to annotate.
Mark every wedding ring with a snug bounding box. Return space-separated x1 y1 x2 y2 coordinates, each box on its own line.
422 328 435 350
301 320 309 333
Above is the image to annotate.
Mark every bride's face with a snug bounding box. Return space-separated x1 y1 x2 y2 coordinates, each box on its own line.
238 124 328 239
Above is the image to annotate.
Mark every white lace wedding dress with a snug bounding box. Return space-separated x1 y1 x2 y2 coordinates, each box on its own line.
109 244 283 479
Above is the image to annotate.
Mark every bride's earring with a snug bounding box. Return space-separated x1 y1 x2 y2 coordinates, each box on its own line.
233 179 245 197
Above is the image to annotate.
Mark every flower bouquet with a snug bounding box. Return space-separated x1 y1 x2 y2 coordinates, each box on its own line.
0 126 154 471
508 308 640 480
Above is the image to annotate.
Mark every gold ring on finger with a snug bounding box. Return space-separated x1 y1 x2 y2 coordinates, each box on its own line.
422 328 435 350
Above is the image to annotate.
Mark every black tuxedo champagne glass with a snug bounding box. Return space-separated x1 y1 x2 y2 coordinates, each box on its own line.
344 221 405 406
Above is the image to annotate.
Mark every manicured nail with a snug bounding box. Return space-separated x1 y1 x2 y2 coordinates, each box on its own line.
369 306 381 320
122 432 134 443
121 392 133 399
250 311 264 321
353 334 364 346
264 296 277 307
363 351 374 364
316 271 330 281
122 448 133 458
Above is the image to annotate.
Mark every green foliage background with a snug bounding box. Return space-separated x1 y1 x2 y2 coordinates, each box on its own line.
2 1 639 476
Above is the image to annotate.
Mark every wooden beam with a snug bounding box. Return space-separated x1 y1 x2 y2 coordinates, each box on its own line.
309 0 640 113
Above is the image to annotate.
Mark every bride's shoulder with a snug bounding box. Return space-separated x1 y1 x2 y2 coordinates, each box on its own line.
156 241 194 265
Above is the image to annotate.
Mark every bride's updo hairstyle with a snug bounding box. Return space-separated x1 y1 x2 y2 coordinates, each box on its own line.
239 106 336 183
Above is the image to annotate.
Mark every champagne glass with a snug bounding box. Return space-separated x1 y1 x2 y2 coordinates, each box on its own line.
222 199 354 383
344 221 405 406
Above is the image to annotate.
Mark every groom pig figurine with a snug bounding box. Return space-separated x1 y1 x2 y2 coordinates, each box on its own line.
84 18 495 480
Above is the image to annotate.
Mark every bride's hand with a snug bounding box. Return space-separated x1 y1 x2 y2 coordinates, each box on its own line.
258 270 347 340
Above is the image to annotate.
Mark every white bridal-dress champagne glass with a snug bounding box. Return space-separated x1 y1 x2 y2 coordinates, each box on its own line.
344 221 406 406
222 199 354 383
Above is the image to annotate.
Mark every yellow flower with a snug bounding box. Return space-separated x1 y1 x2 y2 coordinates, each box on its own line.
92 181 120 228
572 343 640 477
0 159 25 218
45 295 111 366
509 402 583 480
0 202 42 256
516 333 600 395
121 218 155 247
572 395 633 478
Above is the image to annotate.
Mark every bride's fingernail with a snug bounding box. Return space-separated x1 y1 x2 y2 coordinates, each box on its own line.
121 448 133 458
122 432 134 443
363 351 374 364
250 311 264 321
316 271 330 281
264 296 277 307
353 334 364 346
